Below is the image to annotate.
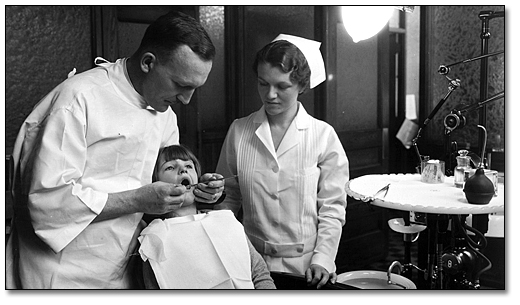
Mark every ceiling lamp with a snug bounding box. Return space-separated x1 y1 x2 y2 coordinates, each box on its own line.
341 6 397 43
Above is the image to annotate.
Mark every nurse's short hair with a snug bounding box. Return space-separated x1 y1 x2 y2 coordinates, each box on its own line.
137 10 215 62
252 40 311 94
153 144 201 182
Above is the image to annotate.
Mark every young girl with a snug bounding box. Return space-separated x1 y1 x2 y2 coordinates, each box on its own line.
151 144 202 218
139 144 275 289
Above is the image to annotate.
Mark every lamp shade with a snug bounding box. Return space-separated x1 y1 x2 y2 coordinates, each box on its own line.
342 6 395 43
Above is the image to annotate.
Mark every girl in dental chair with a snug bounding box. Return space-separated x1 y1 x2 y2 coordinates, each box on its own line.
139 144 275 289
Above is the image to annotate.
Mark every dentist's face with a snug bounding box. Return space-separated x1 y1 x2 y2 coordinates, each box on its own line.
256 62 301 117
141 45 212 112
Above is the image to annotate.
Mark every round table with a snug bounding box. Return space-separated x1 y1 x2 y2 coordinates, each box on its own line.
346 173 504 215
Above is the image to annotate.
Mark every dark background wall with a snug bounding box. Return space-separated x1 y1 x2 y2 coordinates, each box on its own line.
5 6 93 152
426 6 505 151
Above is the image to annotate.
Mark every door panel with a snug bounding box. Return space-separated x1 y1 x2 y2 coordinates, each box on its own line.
227 6 317 121
322 7 389 179
322 7 391 273
335 24 379 131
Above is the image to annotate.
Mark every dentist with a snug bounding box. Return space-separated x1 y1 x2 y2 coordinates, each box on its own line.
6 11 223 289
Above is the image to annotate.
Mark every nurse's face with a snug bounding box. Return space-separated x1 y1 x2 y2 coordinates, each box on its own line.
257 62 302 117
141 45 213 112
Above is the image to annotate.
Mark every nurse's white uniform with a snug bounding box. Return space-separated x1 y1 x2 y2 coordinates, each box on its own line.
6 58 178 288
216 103 349 274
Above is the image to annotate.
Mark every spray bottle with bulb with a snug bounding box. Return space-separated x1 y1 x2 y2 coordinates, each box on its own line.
463 125 495 205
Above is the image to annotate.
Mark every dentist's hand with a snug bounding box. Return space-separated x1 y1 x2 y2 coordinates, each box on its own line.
136 181 188 214
98 181 188 222
193 173 225 204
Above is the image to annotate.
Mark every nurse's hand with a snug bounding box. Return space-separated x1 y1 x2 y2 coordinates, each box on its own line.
305 264 336 289
193 173 225 204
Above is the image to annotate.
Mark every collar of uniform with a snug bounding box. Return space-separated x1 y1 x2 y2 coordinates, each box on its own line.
253 102 311 129
119 58 154 110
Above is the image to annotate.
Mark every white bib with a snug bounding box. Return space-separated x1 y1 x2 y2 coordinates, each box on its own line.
138 210 254 289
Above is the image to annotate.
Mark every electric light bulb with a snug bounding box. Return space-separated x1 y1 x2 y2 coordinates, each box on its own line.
342 6 395 43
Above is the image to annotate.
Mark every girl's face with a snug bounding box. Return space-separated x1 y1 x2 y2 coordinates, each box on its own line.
257 62 302 117
157 157 198 186
156 156 198 207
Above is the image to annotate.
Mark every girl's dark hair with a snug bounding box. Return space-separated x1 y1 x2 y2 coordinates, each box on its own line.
153 144 201 182
137 10 215 61
252 40 311 94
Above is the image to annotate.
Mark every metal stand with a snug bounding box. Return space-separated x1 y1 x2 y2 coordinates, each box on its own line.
412 77 460 165
478 10 504 155
387 214 427 282
417 213 492 289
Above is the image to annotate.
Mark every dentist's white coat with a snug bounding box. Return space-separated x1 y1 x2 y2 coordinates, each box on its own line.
6 58 178 288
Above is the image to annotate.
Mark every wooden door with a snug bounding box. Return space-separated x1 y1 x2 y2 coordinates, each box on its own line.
225 6 319 121
321 7 392 272
321 7 390 179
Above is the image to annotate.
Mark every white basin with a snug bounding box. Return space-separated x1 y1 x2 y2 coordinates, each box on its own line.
388 218 427 234
337 270 416 289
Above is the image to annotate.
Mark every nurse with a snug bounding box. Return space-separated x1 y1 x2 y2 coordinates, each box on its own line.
215 34 349 289
6 11 224 289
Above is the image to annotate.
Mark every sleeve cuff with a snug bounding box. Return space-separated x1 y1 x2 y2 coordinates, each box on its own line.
311 252 336 273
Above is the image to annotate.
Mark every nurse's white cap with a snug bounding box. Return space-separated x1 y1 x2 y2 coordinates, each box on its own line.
271 34 326 89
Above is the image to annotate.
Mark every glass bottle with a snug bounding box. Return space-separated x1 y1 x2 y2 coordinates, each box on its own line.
454 150 471 188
